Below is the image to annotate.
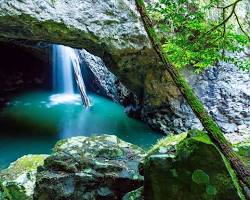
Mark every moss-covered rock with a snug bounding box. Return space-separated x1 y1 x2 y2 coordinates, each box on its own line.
122 187 144 200
34 135 145 200
142 130 245 200
232 141 250 168
0 154 48 200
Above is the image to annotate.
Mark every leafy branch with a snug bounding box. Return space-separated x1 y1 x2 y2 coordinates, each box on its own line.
199 0 249 43
148 0 249 70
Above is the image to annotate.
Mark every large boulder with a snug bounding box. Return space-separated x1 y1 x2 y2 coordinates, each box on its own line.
34 135 145 200
0 155 48 200
141 131 245 200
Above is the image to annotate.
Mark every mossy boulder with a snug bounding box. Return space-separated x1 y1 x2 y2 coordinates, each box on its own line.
142 130 245 200
34 135 145 200
0 155 48 200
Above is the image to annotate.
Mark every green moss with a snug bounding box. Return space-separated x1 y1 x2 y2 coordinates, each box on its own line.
220 153 246 200
136 0 145 7
206 185 217 196
0 153 48 197
192 169 209 184
53 138 68 152
1 155 47 179
0 179 11 200
143 131 244 200
189 130 212 145
233 141 250 165
4 184 27 200
122 187 143 200
146 132 187 158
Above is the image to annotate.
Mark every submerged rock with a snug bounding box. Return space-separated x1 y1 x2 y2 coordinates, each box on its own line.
34 135 145 200
142 131 245 200
0 154 48 200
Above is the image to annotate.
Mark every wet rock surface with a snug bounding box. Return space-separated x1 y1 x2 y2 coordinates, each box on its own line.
34 135 145 200
0 0 157 96
122 187 143 200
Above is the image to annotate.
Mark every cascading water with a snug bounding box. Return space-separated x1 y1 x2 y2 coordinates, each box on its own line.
52 45 74 94
51 44 90 107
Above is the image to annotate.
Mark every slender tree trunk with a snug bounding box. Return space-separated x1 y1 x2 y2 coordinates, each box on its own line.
135 0 250 197
72 59 91 108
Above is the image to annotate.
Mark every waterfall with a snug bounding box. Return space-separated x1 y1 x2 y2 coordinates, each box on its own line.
53 45 74 94
52 44 91 107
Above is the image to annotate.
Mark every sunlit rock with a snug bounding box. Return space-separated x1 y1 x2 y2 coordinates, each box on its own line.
0 155 48 200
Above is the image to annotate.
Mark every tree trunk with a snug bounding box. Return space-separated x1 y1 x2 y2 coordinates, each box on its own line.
135 0 250 197
72 59 91 108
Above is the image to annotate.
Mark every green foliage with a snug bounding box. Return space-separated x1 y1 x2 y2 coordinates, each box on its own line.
147 0 249 71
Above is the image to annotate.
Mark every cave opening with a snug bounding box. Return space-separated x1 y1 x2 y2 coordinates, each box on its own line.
0 42 51 106
0 41 162 169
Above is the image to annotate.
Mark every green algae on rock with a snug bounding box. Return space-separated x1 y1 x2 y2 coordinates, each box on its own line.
142 130 245 200
0 155 48 200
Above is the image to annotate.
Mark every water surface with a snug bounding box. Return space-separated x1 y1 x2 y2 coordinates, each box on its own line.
0 91 162 169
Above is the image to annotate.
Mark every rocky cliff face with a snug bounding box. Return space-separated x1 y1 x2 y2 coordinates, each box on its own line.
145 61 250 135
186 62 250 135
